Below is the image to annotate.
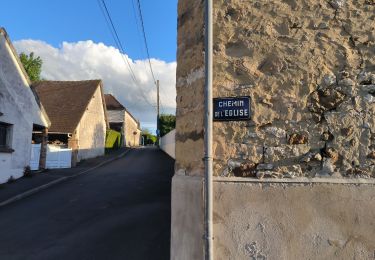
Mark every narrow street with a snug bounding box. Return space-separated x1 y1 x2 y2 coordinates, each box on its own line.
0 147 174 260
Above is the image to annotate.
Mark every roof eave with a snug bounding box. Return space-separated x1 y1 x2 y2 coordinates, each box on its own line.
0 28 32 85
1 28 51 128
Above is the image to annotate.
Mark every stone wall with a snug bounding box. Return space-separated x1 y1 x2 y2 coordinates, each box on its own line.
176 0 375 178
124 111 141 147
76 86 106 161
172 1 375 258
175 0 205 176
173 1 375 258
106 109 140 147
124 111 140 147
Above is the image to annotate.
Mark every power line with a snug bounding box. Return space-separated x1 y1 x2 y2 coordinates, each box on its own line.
97 0 157 111
135 0 157 84
99 0 138 85
131 0 149 74
134 0 162 130
98 0 151 105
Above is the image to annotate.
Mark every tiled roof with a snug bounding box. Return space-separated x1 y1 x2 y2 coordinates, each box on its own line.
33 80 101 133
104 94 125 110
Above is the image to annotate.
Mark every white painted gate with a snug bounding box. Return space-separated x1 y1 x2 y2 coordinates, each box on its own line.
46 145 72 169
30 144 41 170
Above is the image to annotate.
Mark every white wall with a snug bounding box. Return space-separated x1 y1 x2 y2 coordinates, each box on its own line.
0 30 49 183
160 129 175 159
76 86 106 161
0 31 49 128
0 82 32 182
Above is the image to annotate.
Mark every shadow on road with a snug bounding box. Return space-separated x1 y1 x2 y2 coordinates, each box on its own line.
0 147 175 260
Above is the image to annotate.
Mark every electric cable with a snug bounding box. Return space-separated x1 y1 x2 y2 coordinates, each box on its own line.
97 0 157 111
135 0 157 85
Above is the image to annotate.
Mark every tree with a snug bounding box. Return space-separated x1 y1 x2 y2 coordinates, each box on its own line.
19 52 43 82
141 129 157 145
159 114 176 137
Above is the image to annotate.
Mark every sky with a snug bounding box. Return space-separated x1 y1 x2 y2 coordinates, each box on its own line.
0 0 178 134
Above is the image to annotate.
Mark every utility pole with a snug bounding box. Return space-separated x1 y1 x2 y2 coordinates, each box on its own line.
204 0 214 259
156 80 160 145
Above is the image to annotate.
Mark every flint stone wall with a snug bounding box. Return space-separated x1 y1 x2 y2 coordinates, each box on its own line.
176 0 375 178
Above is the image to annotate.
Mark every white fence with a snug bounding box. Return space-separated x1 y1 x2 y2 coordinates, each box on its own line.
30 144 41 170
160 129 176 159
46 145 72 169
30 144 72 170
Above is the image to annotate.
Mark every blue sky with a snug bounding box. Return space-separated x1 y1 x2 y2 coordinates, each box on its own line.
0 0 177 62
0 0 178 134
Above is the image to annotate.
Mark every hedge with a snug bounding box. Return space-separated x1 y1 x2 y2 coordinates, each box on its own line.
105 129 121 149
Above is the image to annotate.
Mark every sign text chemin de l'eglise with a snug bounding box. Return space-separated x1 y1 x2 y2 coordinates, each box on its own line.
213 96 251 121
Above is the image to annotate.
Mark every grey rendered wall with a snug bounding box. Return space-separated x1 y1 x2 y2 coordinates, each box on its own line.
171 175 375 260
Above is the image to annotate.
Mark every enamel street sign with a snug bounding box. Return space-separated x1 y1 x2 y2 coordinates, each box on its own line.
213 96 251 121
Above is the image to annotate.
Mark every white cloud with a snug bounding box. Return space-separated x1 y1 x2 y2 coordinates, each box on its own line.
13 39 176 133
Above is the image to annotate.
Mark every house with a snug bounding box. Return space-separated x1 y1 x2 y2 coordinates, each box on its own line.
0 28 50 183
172 1 375 259
104 94 141 147
33 80 108 165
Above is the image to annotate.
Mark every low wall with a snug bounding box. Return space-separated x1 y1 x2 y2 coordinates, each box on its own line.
0 153 23 184
160 129 176 159
171 175 375 260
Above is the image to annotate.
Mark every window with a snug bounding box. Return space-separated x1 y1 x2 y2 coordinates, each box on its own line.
0 122 12 149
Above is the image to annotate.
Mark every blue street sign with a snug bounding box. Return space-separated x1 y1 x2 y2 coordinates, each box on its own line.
213 96 251 121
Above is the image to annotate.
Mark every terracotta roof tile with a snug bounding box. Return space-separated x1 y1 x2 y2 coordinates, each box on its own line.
33 80 101 133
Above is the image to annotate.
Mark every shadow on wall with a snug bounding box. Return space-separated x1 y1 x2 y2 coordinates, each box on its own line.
48 123 106 168
76 123 106 162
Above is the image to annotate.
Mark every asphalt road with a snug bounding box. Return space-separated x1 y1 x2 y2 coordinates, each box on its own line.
0 147 174 260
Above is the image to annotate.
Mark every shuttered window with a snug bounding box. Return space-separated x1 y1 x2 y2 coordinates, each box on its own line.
0 122 12 148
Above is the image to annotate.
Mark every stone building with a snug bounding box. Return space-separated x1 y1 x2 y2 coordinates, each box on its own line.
105 94 141 147
33 80 108 165
0 28 50 183
172 1 375 259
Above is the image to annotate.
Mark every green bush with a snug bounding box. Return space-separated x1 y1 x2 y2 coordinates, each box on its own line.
141 129 157 145
105 129 122 149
